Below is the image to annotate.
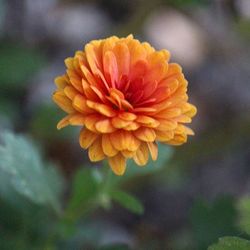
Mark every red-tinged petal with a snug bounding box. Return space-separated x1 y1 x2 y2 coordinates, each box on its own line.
134 127 156 142
133 107 156 113
95 119 116 133
82 79 99 101
103 51 118 88
147 142 158 161
79 128 98 149
133 143 149 166
102 134 118 157
108 153 126 176
113 42 130 77
88 138 106 162
53 91 74 113
87 100 116 117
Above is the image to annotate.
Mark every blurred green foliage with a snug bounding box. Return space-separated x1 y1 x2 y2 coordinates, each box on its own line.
190 197 238 250
208 237 250 250
0 42 46 89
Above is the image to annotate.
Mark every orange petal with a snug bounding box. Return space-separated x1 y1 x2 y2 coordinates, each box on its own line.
136 115 160 128
121 150 135 158
182 103 197 118
57 115 71 129
133 143 149 166
102 134 118 157
110 130 140 151
134 127 156 142
55 75 68 89
155 130 174 142
167 133 187 145
118 112 137 121
154 108 182 119
147 142 158 161
112 117 131 129
86 100 116 117
88 138 106 162
95 119 116 133
69 113 85 126
122 122 140 131
157 119 177 131
73 95 93 114
79 128 98 149
53 91 74 113
108 153 126 175
64 86 79 100
84 114 103 132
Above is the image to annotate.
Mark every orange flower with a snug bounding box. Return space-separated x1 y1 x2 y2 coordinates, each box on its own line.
53 35 197 175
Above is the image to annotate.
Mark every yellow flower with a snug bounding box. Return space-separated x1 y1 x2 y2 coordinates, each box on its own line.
53 35 197 175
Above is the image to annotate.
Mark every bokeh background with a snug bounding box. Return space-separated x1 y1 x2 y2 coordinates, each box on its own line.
1 0 250 249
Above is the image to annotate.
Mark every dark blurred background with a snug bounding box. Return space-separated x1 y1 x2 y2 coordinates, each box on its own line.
1 0 250 249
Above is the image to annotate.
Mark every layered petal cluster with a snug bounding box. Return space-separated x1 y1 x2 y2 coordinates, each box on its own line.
53 35 197 175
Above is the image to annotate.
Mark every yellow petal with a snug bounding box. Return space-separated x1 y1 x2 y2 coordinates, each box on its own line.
134 127 156 142
102 134 118 157
133 143 149 166
79 128 98 149
108 153 126 175
147 142 158 161
88 138 105 162
123 122 140 131
95 119 116 133
53 91 74 113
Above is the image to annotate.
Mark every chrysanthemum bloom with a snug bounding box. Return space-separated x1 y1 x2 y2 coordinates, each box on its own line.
53 35 197 175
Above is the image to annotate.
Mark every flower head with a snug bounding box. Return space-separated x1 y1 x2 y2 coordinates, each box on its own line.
53 35 197 175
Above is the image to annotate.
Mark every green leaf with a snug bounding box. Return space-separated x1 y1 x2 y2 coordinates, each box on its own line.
238 197 250 235
110 190 144 215
0 131 63 213
66 168 99 215
0 42 45 88
208 237 250 250
190 196 238 250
